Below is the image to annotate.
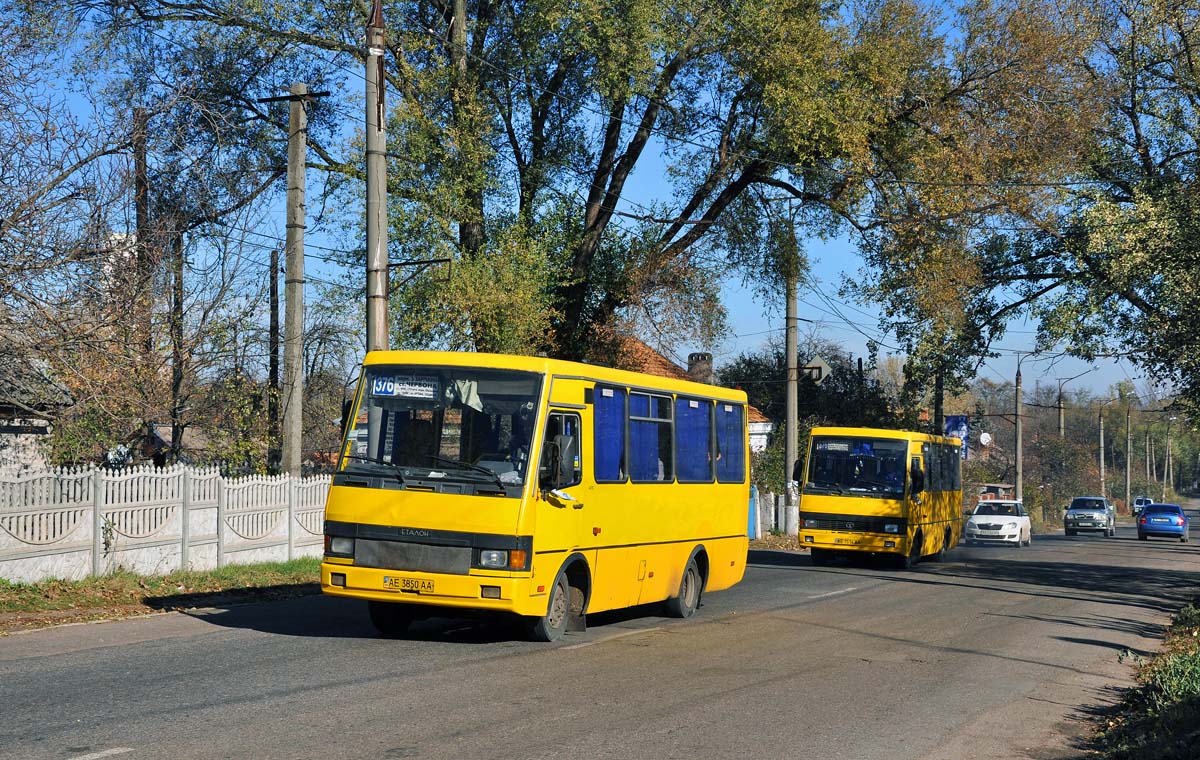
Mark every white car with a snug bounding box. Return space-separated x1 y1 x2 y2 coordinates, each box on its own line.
964 500 1031 547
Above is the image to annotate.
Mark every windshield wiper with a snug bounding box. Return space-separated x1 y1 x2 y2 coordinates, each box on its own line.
341 454 406 484
426 454 505 488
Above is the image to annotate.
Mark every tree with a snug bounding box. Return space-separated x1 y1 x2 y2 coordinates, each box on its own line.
852 0 1200 414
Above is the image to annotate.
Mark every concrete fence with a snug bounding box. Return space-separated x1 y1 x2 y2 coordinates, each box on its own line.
0 464 329 583
748 486 799 540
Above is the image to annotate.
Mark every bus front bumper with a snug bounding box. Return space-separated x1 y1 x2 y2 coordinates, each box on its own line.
321 562 545 617
799 531 905 554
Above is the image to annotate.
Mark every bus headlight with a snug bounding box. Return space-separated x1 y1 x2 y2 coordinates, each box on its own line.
884 524 900 533
327 536 354 556
479 550 508 568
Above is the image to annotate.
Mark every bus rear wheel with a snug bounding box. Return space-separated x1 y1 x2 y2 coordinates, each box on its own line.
367 600 415 636
664 558 701 618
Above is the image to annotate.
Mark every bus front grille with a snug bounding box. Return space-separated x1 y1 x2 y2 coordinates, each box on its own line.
355 538 472 575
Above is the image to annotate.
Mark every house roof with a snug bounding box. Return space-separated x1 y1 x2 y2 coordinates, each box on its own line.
609 335 692 381
0 349 74 415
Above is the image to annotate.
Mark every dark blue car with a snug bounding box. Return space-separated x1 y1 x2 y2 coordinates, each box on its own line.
1137 503 1189 542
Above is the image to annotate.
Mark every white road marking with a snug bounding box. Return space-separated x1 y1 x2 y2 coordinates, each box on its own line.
562 626 663 650
807 587 859 600
67 748 135 760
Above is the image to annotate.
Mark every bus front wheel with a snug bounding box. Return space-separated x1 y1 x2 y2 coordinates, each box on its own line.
530 575 571 642
897 534 921 570
810 548 831 566
664 558 701 618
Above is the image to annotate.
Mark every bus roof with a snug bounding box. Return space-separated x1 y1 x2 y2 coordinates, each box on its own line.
808 425 960 445
363 350 748 403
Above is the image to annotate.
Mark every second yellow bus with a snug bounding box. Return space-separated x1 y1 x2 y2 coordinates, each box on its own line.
798 426 962 568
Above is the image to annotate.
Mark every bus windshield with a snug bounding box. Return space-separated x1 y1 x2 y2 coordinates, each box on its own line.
804 435 908 498
343 366 543 487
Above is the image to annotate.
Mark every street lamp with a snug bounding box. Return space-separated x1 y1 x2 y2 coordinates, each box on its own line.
1056 367 1097 438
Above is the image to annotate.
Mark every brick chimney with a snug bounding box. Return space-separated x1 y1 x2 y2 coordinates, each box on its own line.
687 352 714 384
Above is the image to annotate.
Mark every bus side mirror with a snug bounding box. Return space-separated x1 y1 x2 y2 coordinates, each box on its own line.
340 398 352 437
539 441 560 489
791 459 804 484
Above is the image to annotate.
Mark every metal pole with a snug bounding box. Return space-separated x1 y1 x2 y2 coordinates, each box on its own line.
1057 387 1065 438
1015 365 1023 502
365 0 389 353
282 82 308 477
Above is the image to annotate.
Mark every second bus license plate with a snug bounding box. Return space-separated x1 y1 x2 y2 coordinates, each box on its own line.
384 576 434 593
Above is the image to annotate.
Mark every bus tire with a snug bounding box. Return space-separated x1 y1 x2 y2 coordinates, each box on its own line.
530 573 571 642
810 548 830 567
367 600 415 636
664 558 702 618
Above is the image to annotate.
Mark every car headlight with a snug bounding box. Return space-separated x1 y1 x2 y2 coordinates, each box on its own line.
479 549 508 568
1006 522 1018 530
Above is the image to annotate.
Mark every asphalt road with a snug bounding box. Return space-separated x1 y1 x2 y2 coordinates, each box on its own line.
3 506 1198 760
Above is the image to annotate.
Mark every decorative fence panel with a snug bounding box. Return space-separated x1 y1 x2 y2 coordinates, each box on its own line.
0 465 331 583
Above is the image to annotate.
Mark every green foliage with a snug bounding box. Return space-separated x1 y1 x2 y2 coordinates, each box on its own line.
391 222 561 354
1098 604 1200 759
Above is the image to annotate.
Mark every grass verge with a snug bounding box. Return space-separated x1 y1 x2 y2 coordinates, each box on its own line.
1096 602 1200 758
0 558 321 634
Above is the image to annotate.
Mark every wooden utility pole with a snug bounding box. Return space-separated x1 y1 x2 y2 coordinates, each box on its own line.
169 222 185 464
1125 405 1131 509
1015 364 1023 502
365 0 389 353
282 82 309 476
268 247 281 473
133 108 153 355
785 272 798 486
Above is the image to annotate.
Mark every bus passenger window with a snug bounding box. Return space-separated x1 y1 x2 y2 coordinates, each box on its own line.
594 387 626 482
713 406 746 481
630 392 673 482
676 397 713 482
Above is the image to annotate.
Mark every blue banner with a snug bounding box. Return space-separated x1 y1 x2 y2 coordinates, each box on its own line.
945 415 969 460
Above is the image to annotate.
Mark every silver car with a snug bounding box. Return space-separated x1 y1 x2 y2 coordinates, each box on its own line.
1064 496 1116 537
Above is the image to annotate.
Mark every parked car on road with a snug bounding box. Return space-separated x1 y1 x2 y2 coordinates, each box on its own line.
1137 503 1189 542
964 500 1031 547
1064 496 1116 537
1132 496 1153 517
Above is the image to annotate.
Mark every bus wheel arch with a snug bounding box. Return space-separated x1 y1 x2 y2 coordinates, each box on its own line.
530 553 590 642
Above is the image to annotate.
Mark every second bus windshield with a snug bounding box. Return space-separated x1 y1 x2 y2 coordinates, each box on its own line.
805 436 908 498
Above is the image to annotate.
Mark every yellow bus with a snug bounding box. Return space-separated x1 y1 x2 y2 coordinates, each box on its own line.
797 426 962 569
321 350 750 640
